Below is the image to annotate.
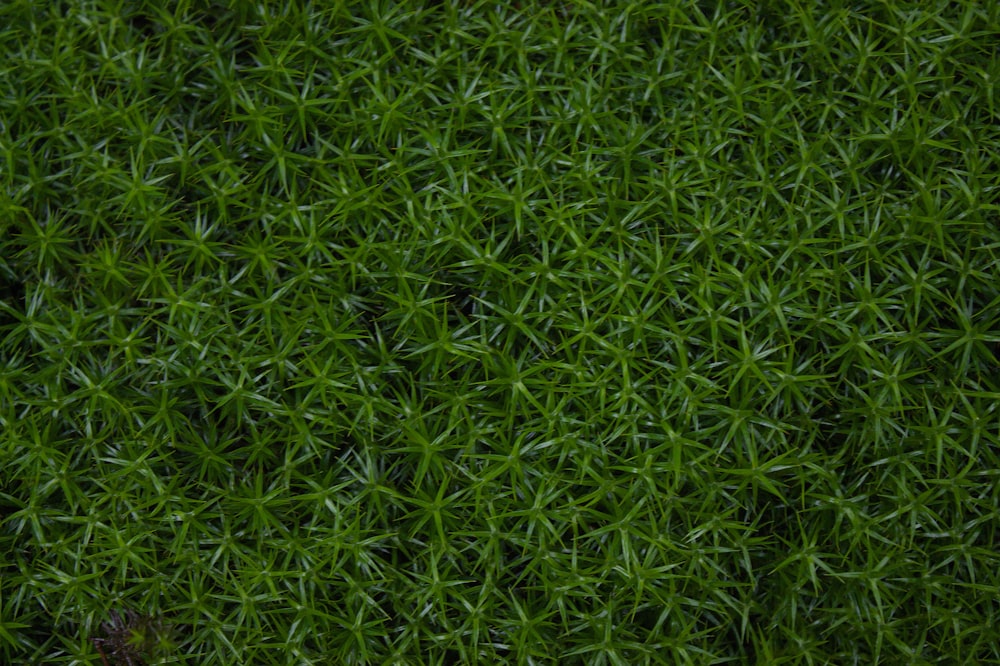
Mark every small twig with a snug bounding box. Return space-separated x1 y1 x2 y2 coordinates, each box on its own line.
92 637 111 666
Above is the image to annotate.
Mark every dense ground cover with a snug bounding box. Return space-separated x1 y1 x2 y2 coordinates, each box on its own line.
2 0 1000 663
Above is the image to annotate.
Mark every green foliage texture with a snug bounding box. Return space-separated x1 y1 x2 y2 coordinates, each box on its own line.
1 0 1000 663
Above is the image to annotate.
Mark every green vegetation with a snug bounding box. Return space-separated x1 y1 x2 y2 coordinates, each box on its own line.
2 0 1000 663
